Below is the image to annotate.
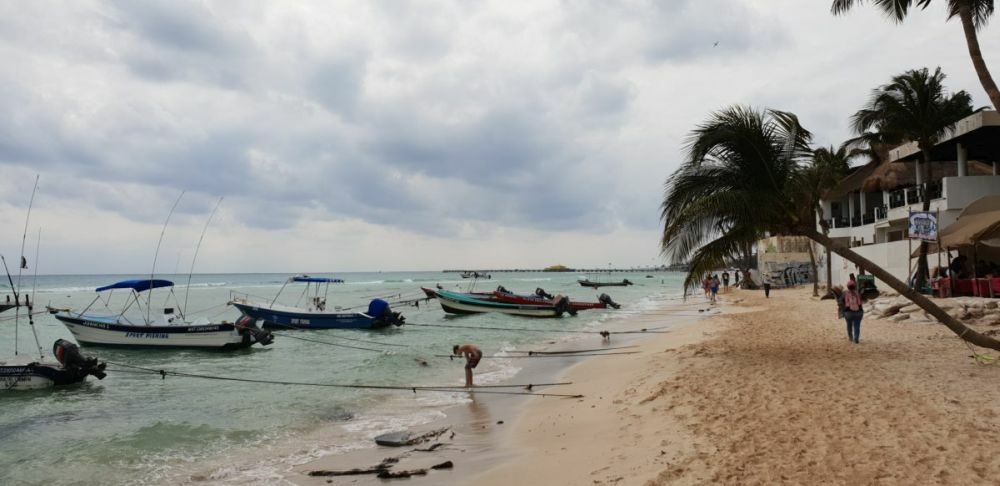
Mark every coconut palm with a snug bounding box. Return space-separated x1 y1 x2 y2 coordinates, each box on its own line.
661 105 1000 350
832 0 1000 111
798 146 853 295
852 67 973 289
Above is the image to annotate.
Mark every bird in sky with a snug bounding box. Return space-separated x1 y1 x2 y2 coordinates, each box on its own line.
713 41 719 47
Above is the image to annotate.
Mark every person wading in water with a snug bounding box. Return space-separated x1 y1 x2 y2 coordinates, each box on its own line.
453 343 483 387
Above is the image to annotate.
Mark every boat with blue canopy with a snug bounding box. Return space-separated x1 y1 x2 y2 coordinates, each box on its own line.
52 279 274 349
229 275 405 330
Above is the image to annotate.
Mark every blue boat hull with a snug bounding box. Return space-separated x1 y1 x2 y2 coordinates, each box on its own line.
232 303 385 330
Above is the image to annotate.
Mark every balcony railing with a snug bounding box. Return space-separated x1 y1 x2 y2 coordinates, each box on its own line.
887 181 944 210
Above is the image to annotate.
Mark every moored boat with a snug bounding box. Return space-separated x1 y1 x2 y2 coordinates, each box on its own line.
578 278 633 288
230 275 405 330
53 279 274 349
492 289 620 310
1 340 106 391
435 289 572 317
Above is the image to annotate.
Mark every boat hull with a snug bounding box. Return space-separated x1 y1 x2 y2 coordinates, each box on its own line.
0 361 88 391
54 315 254 349
491 292 607 311
232 302 383 330
435 291 564 317
578 280 632 288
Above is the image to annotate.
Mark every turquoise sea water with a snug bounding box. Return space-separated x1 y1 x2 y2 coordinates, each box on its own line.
0 271 685 485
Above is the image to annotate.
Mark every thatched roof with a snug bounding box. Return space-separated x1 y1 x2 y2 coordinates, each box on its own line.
823 160 881 199
861 160 994 192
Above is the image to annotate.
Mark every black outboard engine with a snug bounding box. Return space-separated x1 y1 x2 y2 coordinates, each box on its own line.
552 295 577 316
535 288 554 300
623 279 633 286
236 316 275 346
598 293 621 309
496 285 510 294
53 339 107 380
369 299 406 328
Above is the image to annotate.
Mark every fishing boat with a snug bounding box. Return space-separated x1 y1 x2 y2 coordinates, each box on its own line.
578 278 633 288
1 176 107 391
492 288 621 310
52 279 274 349
460 271 490 279
230 275 405 330
434 289 572 317
1 340 107 391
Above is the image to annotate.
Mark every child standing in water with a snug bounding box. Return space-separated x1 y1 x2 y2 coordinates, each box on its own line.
710 275 720 304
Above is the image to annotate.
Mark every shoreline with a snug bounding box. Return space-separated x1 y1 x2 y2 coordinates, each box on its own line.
282 291 715 485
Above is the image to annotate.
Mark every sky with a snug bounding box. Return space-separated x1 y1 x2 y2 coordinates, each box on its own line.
1 0 998 274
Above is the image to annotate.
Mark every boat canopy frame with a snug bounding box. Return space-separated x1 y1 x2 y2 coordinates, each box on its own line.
76 280 183 325
269 275 344 311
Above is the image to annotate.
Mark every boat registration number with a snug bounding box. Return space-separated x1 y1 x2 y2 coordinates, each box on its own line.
291 318 311 325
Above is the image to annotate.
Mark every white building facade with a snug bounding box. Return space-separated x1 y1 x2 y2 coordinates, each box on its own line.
819 111 1000 288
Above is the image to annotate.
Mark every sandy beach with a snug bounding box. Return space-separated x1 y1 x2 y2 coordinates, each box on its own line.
474 287 1000 485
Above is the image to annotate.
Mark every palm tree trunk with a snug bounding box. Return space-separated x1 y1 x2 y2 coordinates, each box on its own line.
958 4 1000 111
826 246 833 292
801 228 1000 351
915 151 933 291
807 242 819 297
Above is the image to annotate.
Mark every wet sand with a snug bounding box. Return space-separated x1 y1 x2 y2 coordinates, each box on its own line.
286 296 714 485
475 287 1000 485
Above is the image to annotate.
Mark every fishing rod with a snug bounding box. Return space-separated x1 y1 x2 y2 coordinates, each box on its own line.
102 362 583 398
148 191 185 324
13 175 39 356
26 227 44 358
405 322 671 335
181 196 223 320
435 351 639 359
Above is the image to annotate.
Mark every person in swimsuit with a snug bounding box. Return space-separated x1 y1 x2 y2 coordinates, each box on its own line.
453 343 483 387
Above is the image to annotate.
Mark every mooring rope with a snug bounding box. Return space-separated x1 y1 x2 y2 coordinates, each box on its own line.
507 345 638 355
434 351 639 359
259 321 408 347
102 361 582 398
405 322 671 335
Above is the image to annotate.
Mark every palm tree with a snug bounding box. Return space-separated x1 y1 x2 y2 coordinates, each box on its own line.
798 146 852 295
831 0 1000 111
852 67 973 289
661 105 1000 351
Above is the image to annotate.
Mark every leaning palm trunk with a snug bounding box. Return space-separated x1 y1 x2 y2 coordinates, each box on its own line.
802 228 1000 351
825 246 833 293
914 151 933 290
959 5 1000 111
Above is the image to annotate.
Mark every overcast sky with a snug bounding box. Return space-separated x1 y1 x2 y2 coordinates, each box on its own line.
0 0 997 274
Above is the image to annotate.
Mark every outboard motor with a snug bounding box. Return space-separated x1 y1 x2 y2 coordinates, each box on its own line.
369 299 406 328
552 295 577 316
496 285 510 294
236 316 275 346
598 293 621 309
535 288 554 300
53 339 107 380
623 279 633 286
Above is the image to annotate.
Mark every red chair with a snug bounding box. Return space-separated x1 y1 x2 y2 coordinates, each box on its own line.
932 278 952 298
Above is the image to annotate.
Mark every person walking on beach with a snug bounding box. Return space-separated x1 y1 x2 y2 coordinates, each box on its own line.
453 343 483 387
702 275 711 298
721 271 730 293
762 274 771 298
842 281 864 344
734 270 740 287
709 275 720 304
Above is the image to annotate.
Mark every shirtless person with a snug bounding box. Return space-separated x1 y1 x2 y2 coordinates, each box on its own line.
453 343 483 387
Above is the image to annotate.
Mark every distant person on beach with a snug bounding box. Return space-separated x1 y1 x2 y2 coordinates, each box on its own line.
842 281 864 344
763 275 771 298
721 271 730 292
702 276 711 297
453 343 483 387
710 275 720 304
734 270 740 287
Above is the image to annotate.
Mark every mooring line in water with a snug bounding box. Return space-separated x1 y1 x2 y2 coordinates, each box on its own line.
433 351 639 359
507 345 639 355
258 331 390 353
101 362 582 398
258 321 408 347
405 322 671 335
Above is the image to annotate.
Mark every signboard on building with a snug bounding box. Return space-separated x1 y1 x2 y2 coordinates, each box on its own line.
908 211 938 242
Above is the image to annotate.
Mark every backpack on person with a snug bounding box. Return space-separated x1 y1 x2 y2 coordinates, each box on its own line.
843 290 862 312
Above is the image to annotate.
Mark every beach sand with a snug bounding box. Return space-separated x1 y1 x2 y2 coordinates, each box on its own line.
475 287 1000 485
